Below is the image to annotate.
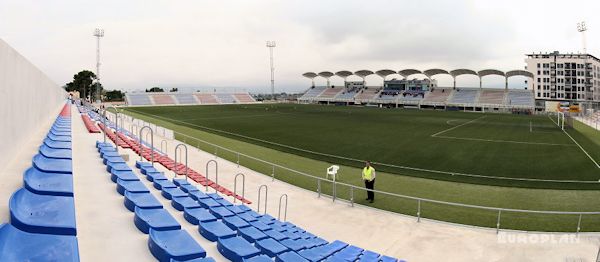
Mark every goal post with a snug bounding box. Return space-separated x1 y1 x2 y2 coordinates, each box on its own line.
557 112 565 130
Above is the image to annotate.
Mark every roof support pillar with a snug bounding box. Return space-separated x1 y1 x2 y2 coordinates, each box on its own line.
453 76 456 90
479 77 482 89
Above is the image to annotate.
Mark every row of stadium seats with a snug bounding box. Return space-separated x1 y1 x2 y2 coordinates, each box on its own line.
0 103 80 261
81 114 100 133
94 117 251 204
300 87 535 107
130 158 401 262
125 92 257 106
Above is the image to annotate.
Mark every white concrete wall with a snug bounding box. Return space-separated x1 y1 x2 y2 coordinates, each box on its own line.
0 38 65 170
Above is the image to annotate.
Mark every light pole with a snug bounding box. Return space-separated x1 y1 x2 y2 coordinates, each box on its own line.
577 21 590 98
266 41 276 100
94 28 105 102
577 21 587 54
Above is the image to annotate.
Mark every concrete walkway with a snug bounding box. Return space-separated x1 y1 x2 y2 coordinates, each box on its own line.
114 112 600 262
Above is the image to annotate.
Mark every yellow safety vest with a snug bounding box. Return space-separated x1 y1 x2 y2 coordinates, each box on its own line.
362 166 375 181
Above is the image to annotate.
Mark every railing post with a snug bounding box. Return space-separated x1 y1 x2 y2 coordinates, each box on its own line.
317 180 321 198
417 200 421 222
350 187 354 207
257 185 268 215
577 214 582 235
278 194 288 221
332 177 336 202
237 152 240 168
496 210 502 234
205 160 218 192
214 146 218 159
271 165 275 181
174 144 189 181
233 173 245 203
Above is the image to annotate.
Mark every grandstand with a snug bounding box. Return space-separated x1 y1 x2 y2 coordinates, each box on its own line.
507 89 535 107
125 92 257 106
448 88 479 105
299 86 327 100
353 87 380 101
477 89 506 106
317 87 344 100
422 88 452 104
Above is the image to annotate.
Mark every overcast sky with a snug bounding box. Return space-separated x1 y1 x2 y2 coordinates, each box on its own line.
0 0 598 93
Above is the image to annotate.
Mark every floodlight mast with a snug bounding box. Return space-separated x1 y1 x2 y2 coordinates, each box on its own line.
266 41 276 100
577 21 587 54
93 28 105 102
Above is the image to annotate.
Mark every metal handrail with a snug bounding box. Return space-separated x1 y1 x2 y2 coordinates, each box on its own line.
119 111 600 232
278 194 288 221
174 144 188 180
233 173 245 203
108 105 121 153
205 160 218 192
139 126 154 166
161 140 168 154
257 184 268 214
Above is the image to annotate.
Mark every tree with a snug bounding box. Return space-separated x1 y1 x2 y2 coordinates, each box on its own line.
146 87 164 92
64 70 103 100
104 90 124 101
169 88 178 92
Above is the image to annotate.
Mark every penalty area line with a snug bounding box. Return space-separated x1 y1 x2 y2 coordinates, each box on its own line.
432 115 486 137
547 115 600 169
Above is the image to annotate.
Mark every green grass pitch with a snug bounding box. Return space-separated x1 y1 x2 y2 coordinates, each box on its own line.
121 104 600 231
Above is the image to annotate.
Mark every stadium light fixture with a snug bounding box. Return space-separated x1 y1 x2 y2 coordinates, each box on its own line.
93 28 105 102
577 21 587 54
266 41 276 100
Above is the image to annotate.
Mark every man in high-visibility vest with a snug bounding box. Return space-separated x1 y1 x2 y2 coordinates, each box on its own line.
362 161 376 203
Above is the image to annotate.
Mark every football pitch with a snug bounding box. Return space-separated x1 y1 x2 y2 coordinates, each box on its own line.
123 103 600 189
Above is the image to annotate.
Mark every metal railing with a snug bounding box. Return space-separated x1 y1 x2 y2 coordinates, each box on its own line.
119 109 600 232
174 144 189 180
257 184 268 215
233 173 245 204
205 160 218 192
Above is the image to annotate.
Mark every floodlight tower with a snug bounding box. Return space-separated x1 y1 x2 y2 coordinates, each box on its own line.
93 28 105 102
577 21 587 54
266 41 276 100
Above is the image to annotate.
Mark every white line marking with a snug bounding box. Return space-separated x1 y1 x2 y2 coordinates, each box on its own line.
434 135 576 146
432 116 486 137
547 115 600 169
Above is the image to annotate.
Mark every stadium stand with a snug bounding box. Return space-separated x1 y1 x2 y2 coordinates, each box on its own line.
81 115 100 133
153 94 176 105
234 93 257 103
195 94 219 104
127 94 153 106
448 88 479 105
354 88 380 101
0 103 80 261
398 90 425 103
88 109 403 262
215 94 237 104
317 87 344 99
477 89 506 105
422 89 452 104
173 93 198 105
335 89 359 100
507 90 535 107
299 87 327 100
125 92 256 106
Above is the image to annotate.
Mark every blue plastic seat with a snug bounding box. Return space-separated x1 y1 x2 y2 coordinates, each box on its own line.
171 257 216 262
136 161 153 169
216 198 234 207
222 216 250 230
183 208 217 225
189 191 210 201
249 221 272 231
51 129 71 137
380 255 398 262
217 236 261 262
298 248 327 262
245 210 263 218
280 239 307 252
141 166 160 175
32 154 72 174
237 212 258 223
238 226 268 243
198 221 236 242
106 162 132 173
172 196 201 211
149 229 206 262
0 223 79 262
257 214 276 225
173 179 191 187
256 238 290 257
276 251 309 262
180 184 199 193
209 206 235 219
116 179 150 195
134 207 181 234
100 150 120 158
103 156 125 165
225 205 246 214
207 193 223 200
44 139 72 149
111 170 140 183
23 167 73 196
243 255 273 262
47 133 71 142
124 191 163 212
333 246 363 261
162 187 187 200
96 141 112 148
154 180 177 190
9 188 76 236
360 250 380 262
238 205 252 212
39 144 72 159
147 171 168 182
197 198 221 209
282 231 302 240
294 238 314 249
263 229 288 241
